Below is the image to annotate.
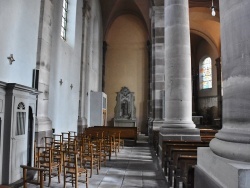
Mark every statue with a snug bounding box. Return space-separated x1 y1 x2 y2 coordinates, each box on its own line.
114 87 136 127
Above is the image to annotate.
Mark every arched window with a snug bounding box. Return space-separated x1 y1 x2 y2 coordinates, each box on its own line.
199 57 212 89
61 0 68 40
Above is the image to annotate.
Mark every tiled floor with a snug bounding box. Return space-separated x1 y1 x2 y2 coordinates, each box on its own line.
28 137 168 188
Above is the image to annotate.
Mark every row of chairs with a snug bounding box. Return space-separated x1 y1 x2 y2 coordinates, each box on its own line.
22 129 124 188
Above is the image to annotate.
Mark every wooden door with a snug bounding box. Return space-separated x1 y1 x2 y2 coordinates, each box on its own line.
10 99 28 182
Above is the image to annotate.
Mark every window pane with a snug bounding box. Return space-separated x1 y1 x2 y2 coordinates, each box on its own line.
200 57 212 90
61 0 68 41
16 112 26 135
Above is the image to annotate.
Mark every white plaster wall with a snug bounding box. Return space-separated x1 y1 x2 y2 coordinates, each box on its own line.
0 0 40 86
48 0 103 132
49 0 83 133
85 0 103 126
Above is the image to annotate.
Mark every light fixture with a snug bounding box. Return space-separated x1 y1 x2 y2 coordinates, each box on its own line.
211 0 216 16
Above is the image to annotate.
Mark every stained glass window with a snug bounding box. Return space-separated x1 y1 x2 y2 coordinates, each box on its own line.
200 57 212 89
61 0 68 40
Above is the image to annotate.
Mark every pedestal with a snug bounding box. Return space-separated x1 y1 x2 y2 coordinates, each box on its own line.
114 119 136 127
195 147 250 188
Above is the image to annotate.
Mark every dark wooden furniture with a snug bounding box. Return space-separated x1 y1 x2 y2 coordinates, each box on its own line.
85 126 137 144
20 165 45 188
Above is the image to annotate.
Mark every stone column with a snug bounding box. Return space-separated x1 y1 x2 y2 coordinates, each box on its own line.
210 0 250 163
151 6 165 122
158 0 200 168
160 0 199 136
149 5 165 149
215 57 222 128
195 1 250 187
78 1 91 133
35 0 53 144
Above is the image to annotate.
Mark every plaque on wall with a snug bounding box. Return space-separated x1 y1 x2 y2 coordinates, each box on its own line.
114 87 136 127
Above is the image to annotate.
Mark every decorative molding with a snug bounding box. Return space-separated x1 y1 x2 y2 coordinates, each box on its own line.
17 102 25 110
114 87 136 120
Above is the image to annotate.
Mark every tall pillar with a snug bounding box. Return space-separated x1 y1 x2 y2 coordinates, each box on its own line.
150 6 165 139
195 1 250 187
215 57 222 128
78 1 91 133
160 0 199 136
35 0 53 144
210 0 250 163
158 0 200 167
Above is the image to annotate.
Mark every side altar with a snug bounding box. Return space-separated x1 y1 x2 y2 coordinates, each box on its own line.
114 87 136 127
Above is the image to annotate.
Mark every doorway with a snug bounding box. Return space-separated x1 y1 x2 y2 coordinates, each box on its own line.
27 107 33 166
0 116 2 183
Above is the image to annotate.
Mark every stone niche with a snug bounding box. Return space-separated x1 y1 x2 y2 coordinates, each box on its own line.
114 87 136 127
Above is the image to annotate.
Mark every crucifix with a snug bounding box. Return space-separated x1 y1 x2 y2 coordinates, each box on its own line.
59 79 63 85
7 54 15 64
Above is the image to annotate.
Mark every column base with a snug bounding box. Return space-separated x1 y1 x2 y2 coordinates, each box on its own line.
195 147 250 188
35 117 52 146
77 117 87 133
152 119 165 131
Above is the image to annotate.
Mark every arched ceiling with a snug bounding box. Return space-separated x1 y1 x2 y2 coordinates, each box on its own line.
190 7 220 55
100 0 151 39
100 0 220 54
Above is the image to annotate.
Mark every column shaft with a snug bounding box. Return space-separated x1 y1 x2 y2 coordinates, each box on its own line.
78 1 90 133
163 0 195 129
35 0 53 141
210 0 250 162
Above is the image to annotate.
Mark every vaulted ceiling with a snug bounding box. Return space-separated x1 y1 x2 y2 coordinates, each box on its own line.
100 0 220 54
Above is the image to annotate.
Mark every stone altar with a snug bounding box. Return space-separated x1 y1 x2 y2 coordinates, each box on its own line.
114 87 136 127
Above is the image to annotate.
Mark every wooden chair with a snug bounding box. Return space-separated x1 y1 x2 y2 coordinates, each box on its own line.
20 165 45 188
93 139 107 169
34 140 38 167
114 131 123 152
81 142 99 178
62 132 70 145
107 133 118 159
69 131 77 140
44 136 54 148
53 134 62 143
51 141 63 174
63 150 88 188
37 147 61 187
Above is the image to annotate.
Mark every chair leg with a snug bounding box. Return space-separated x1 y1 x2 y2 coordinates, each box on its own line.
23 168 27 188
40 171 44 188
48 169 51 187
90 162 93 178
64 167 66 188
75 172 78 188
86 171 88 188
58 166 60 183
